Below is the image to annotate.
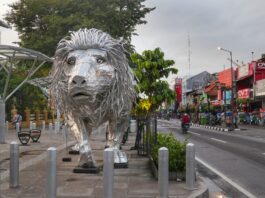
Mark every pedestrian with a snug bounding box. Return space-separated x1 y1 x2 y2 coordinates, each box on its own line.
12 112 22 131
233 111 238 128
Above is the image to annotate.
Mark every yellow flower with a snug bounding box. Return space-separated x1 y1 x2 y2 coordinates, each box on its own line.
139 99 151 111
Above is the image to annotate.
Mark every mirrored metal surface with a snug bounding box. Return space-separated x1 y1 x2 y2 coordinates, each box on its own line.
50 28 135 167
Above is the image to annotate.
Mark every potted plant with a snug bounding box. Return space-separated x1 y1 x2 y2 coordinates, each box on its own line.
150 133 188 181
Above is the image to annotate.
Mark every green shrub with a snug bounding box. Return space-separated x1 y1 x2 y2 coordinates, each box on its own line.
150 133 187 172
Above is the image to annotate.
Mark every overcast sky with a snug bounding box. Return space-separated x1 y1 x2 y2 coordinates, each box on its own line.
1 0 265 85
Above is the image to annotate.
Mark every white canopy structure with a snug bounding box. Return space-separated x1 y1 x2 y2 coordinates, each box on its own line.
27 76 52 98
0 45 53 143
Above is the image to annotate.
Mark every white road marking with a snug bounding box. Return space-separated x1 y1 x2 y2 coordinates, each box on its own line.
189 131 201 136
262 153 265 155
210 138 227 144
196 157 257 198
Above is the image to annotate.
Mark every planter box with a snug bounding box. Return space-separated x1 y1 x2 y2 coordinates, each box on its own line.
149 157 185 182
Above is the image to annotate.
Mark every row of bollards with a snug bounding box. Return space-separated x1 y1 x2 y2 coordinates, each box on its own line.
102 143 196 198
158 143 195 198
8 142 58 197
7 141 195 198
10 120 61 134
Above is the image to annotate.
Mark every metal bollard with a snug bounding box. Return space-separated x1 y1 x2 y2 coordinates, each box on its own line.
30 121 33 130
10 141 19 188
32 122 36 130
103 148 114 198
158 147 168 198
6 121 9 133
186 143 195 189
15 123 20 133
47 147 57 198
49 123 53 133
55 121 60 133
42 121 45 132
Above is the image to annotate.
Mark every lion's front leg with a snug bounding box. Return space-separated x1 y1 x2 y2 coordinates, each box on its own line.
107 119 128 168
66 115 96 168
106 120 116 148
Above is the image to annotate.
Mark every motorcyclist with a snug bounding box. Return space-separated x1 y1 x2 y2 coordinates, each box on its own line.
181 113 190 128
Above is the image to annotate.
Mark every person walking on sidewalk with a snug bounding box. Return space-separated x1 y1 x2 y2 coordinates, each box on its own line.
233 111 238 129
12 112 22 131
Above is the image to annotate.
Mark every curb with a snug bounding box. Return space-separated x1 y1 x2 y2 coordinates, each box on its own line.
191 123 238 132
188 181 209 198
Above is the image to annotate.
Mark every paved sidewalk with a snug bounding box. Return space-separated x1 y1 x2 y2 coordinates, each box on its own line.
0 128 208 198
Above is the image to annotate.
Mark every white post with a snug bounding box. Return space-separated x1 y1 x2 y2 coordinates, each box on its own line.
56 109 60 128
0 100 6 143
158 147 168 198
55 121 60 133
29 121 33 130
49 123 53 133
32 122 36 130
103 148 114 198
42 121 45 132
130 120 137 133
186 143 195 189
47 147 57 198
6 121 9 133
10 141 19 188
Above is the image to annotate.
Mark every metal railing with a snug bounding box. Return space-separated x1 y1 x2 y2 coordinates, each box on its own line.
134 116 157 156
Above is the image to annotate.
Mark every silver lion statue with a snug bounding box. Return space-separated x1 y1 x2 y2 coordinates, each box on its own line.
50 28 135 169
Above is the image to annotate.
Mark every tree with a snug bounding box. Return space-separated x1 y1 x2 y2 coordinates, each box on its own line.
131 48 178 115
5 0 155 56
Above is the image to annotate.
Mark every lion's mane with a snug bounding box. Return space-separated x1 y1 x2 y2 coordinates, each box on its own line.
50 28 135 124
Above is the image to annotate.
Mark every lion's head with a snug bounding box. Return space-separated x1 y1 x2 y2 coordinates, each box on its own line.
50 28 135 124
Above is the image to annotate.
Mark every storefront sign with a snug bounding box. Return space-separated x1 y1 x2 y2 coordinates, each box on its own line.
257 60 265 70
255 79 265 96
238 64 249 79
238 88 250 98
175 84 182 102
211 100 222 106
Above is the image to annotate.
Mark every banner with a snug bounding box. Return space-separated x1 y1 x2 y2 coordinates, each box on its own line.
256 60 265 70
255 79 265 96
238 88 250 99
237 64 249 79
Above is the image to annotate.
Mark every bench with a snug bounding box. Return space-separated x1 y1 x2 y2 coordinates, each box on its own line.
18 129 41 145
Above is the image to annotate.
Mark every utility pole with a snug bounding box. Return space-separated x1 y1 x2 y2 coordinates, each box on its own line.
188 32 191 77
217 46 235 130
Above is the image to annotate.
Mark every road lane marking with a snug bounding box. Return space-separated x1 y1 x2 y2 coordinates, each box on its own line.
210 138 227 144
196 157 257 198
189 131 201 136
262 153 265 155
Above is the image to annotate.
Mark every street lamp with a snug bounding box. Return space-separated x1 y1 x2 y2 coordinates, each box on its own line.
217 46 234 129
216 82 227 126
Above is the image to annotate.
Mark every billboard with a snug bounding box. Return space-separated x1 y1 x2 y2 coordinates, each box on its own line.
237 64 249 79
255 79 265 96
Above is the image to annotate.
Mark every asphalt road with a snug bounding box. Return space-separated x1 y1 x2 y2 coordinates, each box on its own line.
158 119 265 198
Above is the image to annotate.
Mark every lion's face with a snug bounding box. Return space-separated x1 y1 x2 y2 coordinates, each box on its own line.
63 49 115 104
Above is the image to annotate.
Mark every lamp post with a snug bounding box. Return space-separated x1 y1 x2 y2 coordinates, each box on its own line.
217 46 234 129
216 82 227 126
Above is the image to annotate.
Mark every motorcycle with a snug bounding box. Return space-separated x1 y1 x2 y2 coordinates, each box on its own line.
182 123 190 134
